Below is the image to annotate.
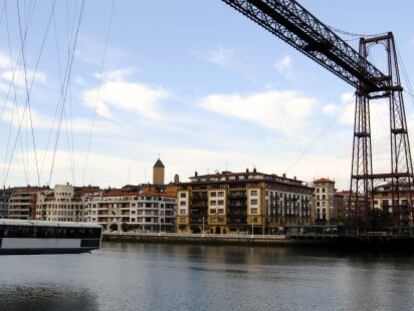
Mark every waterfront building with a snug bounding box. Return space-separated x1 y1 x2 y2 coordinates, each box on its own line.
312 178 336 224
177 169 313 234
373 182 412 213
333 192 346 223
0 188 13 219
8 187 47 220
83 187 176 232
35 184 94 222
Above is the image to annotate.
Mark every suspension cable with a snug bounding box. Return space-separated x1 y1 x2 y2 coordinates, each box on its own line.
82 0 115 185
286 94 355 174
48 0 86 186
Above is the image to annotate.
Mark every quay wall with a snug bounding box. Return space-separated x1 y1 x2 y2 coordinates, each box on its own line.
103 232 414 250
103 232 335 247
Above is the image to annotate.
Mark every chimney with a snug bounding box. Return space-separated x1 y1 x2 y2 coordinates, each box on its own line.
195 171 198 177
253 168 257 173
283 173 286 178
246 168 249 173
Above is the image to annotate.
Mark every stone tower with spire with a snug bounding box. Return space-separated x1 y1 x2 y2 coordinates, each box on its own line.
153 158 165 185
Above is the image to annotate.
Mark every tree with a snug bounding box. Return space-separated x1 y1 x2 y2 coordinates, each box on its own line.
109 223 118 232
121 223 129 232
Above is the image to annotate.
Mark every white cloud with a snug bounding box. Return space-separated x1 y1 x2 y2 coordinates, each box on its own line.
74 76 86 86
93 67 138 82
75 35 124 65
322 92 354 118
322 103 337 115
0 51 47 87
83 71 169 121
1 69 47 87
194 46 258 84
207 47 235 67
0 102 117 134
0 52 11 69
199 90 316 135
274 55 292 75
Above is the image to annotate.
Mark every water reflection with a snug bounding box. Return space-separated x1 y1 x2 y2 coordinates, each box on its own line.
1 243 414 311
0 284 98 311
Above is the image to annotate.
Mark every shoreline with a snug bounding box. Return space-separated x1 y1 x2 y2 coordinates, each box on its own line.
103 232 414 251
103 232 332 246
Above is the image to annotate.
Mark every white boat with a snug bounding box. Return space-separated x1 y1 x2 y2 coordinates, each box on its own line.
0 219 102 255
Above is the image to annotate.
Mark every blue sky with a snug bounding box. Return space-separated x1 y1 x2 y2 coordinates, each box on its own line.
1 0 414 189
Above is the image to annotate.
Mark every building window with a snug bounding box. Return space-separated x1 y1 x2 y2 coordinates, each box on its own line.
217 192 224 197
217 200 224 205
210 209 217 214
251 199 258 205
180 193 186 198
251 190 258 196
210 192 216 197
250 208 258 214
217 209 224 214
180 201 186 206
210 200 217 206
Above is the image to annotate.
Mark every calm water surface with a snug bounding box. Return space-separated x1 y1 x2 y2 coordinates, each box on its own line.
1 242 414 311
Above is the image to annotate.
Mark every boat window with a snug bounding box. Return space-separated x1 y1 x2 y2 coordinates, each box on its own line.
0 225 101 239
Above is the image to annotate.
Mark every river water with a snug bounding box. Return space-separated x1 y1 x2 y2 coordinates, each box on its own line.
1 242 414 311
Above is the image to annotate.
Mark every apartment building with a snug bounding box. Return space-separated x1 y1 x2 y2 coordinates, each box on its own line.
35 184 97 222
8 187 47 220
312 178 336 224
373 182 412 213
0 188 13 219
177 169 313 234
83 188 176 232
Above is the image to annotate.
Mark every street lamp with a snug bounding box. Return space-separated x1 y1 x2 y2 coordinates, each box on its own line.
202 216 205 237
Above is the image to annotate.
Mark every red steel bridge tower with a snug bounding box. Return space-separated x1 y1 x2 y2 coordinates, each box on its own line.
350 34 414 229
222 0 414 229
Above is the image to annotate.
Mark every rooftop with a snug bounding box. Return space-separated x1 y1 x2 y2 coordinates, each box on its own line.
314 178 335 184
153 158 164 168
183 169 310 188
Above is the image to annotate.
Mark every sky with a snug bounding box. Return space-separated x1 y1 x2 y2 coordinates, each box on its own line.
0 0 414 190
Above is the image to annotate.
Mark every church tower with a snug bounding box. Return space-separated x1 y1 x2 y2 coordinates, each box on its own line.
153 158 165 185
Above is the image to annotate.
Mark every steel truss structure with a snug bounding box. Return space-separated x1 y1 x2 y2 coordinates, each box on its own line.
350 34 414 228
222 0 414 228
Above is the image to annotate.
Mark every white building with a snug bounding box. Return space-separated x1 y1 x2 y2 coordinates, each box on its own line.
36 184 84 222
312 178 335 223
83 189 176 232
